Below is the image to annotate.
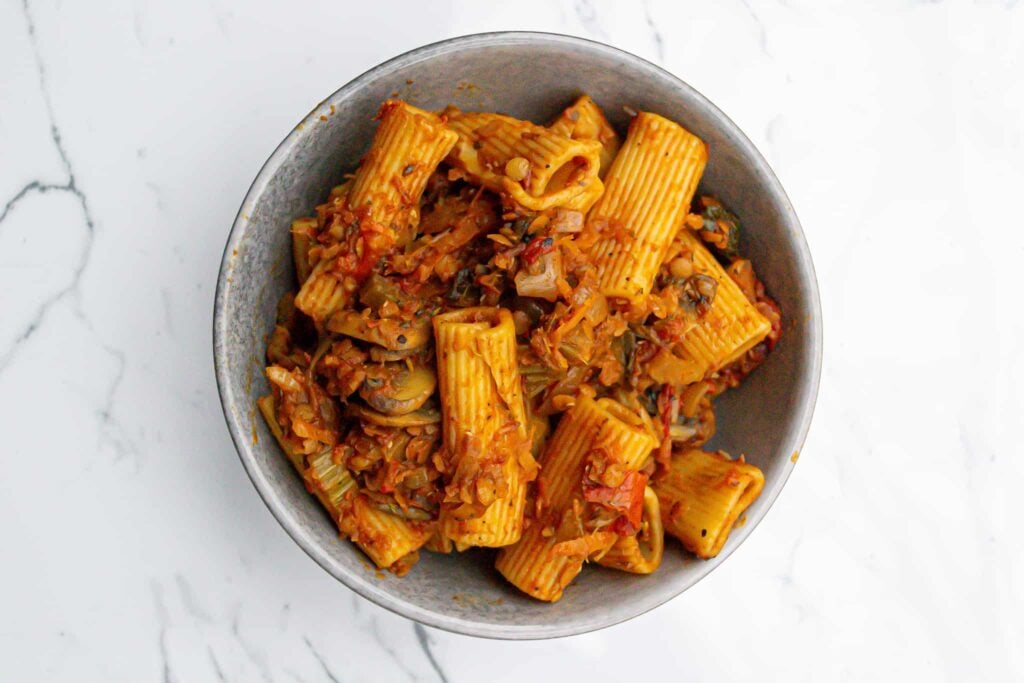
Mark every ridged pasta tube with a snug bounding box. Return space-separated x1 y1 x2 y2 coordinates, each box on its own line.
445 110 604 212
654 449 764 559
290 217 317 286
595 487 664 574
495 397 657 602
337 495 433 573
295 101 457 321
589 112 707 302
548 95 621 178
257 395 430 572
433 307 534 548
673 229 772 372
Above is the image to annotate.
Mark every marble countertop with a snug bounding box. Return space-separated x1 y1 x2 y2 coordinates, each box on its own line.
3 0 1021 680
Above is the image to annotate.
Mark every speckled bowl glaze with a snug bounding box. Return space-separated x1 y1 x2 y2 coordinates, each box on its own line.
213 32 821 640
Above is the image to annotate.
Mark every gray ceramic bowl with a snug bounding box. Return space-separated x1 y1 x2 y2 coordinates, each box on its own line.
214 32 821 639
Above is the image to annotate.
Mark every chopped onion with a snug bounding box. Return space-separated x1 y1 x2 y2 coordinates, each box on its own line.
550 209 584 234
514 250 562 302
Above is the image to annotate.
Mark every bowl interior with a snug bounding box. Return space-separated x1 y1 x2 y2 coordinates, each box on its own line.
214 33 820 639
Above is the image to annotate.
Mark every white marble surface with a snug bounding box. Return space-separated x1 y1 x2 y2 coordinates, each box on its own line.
2 0 1022 680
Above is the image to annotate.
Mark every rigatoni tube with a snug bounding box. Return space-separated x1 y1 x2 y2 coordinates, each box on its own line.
588 112 707 302
595 487 664 574
257 394 431 573
445 110 604 212
337 495 433 574
672 229 772 373
433 307 534 548
295 101 457 321
495 397 657 602
654 449 764 559
548 95 621 178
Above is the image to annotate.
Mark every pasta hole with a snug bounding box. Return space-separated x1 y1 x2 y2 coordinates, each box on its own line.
544 156 590 194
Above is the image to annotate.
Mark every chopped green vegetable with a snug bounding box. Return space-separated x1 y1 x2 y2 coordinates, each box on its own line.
699 203 742 260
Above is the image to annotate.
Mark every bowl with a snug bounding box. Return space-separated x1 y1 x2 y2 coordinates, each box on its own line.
213 31 822 639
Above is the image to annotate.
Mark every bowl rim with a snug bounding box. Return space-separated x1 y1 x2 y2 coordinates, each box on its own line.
213 30 823 640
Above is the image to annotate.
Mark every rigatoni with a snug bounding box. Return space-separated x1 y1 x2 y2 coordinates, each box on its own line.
258 395 309 470
290 180 354 287
495 397 657 602
674 229 772 372
258 95 787 595
295 101 457 321
445 110 604 212
257 394 430 574
290 217 317 286
257 396 354 519
346 102 456 233
548 95 621 178
654 449 764 559
595 487 664 574
433 307 534 548
337 495 433 574
589 112 708 302
293 254 351 323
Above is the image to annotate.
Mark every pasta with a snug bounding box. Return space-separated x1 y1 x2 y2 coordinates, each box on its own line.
256 391 429 574
595 486 664 574
589 112 708 302
257 94 782 600
445 109 605 212
654 449 765 559
291 217 317 286
495 397 657 601
294 102 458 320
670 228 772 373
338 494 433 573
433 307 535 548
548 94 621 177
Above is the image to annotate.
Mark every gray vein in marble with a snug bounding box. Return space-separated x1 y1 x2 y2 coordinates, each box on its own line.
413 624 448 683
146 181 168 212
641 0 665 61
208 0 232 38
349 591 362 616
779 544 811 623
152 583 175 683
0 180 64 225
303 637 342 683
10 3 137 471
132 6 146 45
279 602 292 632
1 285 65 375
93 339 135 464
25 12 89 214
207 646 228 682
2 1 98 377
230 609 275 683
63 307 141 466
573 0 608 39
176 574 212 623
738 0 771 57
367 617 417 682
